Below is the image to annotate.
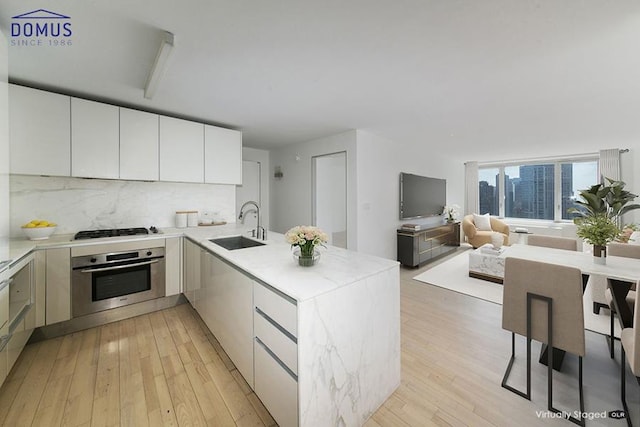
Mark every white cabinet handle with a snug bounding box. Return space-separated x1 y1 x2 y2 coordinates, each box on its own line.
255 337 297 381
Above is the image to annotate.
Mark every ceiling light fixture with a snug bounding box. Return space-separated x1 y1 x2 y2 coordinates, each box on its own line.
144 31 175 99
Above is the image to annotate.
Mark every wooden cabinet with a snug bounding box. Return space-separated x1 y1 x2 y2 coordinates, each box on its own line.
204 124 242 184
199 251 254 387
183 239 201 305
397 222 460 267
120 108 159 181
45 247 71 325
9 85 71 176
253 283 298 427
159 116 204 183
165 237 182 297
71 98 119 179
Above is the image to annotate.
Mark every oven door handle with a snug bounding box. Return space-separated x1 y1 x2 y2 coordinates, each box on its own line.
79 258 161 273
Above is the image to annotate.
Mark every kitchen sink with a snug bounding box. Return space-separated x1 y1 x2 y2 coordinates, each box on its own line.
210 236 266 250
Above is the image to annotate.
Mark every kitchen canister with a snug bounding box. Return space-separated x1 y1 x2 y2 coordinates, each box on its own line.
175 211 188 228
187 211 199 227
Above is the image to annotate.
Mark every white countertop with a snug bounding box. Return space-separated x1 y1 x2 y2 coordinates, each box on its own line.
4 224 399 302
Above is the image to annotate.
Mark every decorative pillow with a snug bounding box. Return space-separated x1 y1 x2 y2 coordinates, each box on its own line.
473 213 492 231
628 231 640 245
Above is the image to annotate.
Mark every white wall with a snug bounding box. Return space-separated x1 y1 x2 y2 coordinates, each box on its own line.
241 147 271 230
10 175 236 237
269 129 463 260
355 130 463 259
270 130 358 249
0 29 8 239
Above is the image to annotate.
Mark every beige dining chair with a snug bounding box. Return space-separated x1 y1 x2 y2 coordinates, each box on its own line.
591 242 639 315
606 281 640 427
502 257 586 426
605 282 637 359
527 235 577 251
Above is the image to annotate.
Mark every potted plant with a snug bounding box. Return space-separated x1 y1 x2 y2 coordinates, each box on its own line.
570 178 640 263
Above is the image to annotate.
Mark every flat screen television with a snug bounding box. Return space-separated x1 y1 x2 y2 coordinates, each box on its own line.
399 173 446 220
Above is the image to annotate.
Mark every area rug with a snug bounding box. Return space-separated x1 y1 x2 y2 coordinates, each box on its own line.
413 251 619 337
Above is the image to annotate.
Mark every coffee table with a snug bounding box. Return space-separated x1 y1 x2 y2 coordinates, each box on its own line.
468 245 506 284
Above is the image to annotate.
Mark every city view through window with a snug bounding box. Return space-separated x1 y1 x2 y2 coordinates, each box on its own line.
478 160 598 221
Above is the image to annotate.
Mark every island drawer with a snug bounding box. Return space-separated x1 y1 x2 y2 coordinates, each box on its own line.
254 308 297 373
254 283 297 337
254 338 298 427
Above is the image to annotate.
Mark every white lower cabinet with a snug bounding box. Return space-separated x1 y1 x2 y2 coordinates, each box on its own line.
183 239 202 305
194 248 300 426
199 251 254 388
253 282 298 427
254 338 298 427
45 247 71 325
164 237 182 296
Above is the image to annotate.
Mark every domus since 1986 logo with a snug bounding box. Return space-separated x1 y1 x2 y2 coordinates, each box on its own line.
11 9 72 47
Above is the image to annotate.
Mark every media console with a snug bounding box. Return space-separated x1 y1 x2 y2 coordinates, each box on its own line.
396 222 460 267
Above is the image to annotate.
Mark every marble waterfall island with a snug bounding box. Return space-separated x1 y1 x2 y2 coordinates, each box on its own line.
188 227 401 427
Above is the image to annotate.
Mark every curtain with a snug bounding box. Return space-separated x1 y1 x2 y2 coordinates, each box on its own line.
598 149 620 182
464 161 479 215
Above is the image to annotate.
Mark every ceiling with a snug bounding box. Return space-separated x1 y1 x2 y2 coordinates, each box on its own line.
1 1 639 161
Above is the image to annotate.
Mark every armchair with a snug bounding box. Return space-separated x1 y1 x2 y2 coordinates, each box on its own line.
462 214 510 249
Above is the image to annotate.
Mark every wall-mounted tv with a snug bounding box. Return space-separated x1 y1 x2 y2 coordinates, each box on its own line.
399 173 446 220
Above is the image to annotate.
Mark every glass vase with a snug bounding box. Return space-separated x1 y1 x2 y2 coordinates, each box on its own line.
293 247 320 267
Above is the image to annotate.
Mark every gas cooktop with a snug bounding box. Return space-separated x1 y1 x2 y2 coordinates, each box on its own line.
74 227 157 240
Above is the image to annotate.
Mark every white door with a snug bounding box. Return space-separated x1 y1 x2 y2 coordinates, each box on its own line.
236 161 261 227
313 152 347 248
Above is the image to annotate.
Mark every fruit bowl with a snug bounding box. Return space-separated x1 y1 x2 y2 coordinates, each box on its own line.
21 226 57 240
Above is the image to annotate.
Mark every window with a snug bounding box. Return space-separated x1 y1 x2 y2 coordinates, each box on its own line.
478 158 598 221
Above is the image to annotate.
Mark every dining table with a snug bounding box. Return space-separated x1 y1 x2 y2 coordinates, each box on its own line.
497 243 639 369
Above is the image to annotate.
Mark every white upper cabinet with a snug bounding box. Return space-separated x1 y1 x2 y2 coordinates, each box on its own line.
9 85 71 177
204 125 242 184
71 98 119 179
120 108 159 181
159 116 204 183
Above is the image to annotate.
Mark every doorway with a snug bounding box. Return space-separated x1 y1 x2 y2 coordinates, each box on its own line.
312 152 347 249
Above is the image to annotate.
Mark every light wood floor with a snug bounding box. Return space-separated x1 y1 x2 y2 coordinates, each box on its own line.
0 252 638 426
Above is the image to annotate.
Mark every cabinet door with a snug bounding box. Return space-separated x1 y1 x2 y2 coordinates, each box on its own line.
0 272 9 335
34 250 46 327
200 251 254 387
9 85 71 176
120 108 159 181
204 125 242 184
71 98 119 179
254 339 298 427
46 247 71 325
165 237 181 297
183 239 201 306
159 116 203 183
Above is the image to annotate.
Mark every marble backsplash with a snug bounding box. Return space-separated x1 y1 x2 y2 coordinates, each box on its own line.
10 175 236 237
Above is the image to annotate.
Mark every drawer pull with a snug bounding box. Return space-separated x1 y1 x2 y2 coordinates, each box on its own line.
255 307 297 344
255 337 297 381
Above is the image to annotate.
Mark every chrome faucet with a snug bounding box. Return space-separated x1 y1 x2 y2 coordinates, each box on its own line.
238 200 266 240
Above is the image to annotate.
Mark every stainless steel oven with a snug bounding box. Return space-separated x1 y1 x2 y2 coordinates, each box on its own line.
71 247 165 317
